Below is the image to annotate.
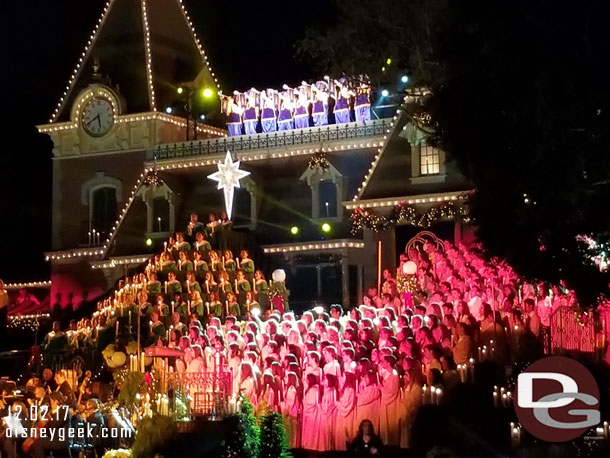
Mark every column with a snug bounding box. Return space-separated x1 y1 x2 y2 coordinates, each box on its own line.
316 265 322 297
357 264 363 304
249 190 257 228
310 182 320 219
168 193 176 233
335 176 343 219
341 248 349 307
145 201 153 234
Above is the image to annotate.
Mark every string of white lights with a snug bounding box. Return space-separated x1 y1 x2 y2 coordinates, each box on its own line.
176 0 221 93
141 0 156 111
49 0 115 123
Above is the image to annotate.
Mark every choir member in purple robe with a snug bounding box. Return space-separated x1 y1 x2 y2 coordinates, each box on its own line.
294 88 310 129
243 91 259 136
277 90 295 131
261 89 278 133
355 83 371 122
226 94 243 137
334 80 353 124
312 82 330 127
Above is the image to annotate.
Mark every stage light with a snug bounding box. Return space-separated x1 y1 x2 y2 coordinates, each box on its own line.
321 222 331 233
146 238 153 247
386 58 392 65
177 87 184 95
381 89 390 97
290 226 299 235
401 75 409 83
202 88 214 98
199 114 206 121
165 106 173 114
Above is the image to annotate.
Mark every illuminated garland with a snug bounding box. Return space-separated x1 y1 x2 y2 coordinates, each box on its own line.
351 201 470 234
143 168 163 187
8 314 50 331
308 152 330 171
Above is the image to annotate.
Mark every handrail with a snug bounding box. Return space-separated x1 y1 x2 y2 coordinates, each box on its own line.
147 118 391 161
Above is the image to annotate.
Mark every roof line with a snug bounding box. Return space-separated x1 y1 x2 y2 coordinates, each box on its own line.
176 0 221 92
49 0 116 123
343 190 473 210
353 110 408 201
141 0 156 111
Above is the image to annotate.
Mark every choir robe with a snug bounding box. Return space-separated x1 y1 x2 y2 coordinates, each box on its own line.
319 389 338 450
194 261 209 280
379 371 401 446
162 261 178 274
235 279 251 307
224 259 236 282
399 383 422 448
294 105 309 129
183 280 201 295
166 280 182 296
201 281 218 302
335 386 357 450
192 301 205 318
282 385 301 448
178 261 194 273
176 241 191 253
209 301 223 318
239 259 255 282
356 384 380 434
301 387 322 450
227 301 241 318
228 356 241 396
240 377 257 404
146 281 162 295
243 107 258 135
255 279 270 310
227 111 243 137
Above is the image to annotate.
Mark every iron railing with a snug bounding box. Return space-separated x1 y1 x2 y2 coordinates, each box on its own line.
147 118 391 161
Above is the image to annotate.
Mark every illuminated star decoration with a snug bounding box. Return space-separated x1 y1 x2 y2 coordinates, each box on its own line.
207 151 250 220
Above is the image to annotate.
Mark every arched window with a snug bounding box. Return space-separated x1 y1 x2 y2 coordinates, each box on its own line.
91 186 117 234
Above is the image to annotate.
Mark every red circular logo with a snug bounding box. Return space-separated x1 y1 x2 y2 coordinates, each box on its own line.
514 356 600 442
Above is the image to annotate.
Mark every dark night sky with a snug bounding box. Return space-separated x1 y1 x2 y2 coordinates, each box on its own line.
0 0 333 282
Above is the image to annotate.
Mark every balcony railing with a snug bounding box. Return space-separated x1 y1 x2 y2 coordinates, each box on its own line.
147 118 391 161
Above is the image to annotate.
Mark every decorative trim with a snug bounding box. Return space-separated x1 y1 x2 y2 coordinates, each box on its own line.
263 239 364 254
410 174 447 185
344 190 471 210
141 0 156 111
4 281 51 290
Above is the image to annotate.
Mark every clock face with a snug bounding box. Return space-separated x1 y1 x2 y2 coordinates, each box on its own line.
81 97 114 137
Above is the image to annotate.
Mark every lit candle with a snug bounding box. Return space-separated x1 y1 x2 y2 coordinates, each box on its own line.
186 280 190 293
435 387 442 405
115 321 119 337
226 301 229 315
247 299 251 312
187 300 191 315
171 301 175 315
88 231 92 246
179 260 182 271
206 302 210 315
252 279 256 293
165 281 168 294
206 280 210 294
235 280 238 293
164 241 167 251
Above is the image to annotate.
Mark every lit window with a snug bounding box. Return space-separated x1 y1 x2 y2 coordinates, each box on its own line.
420 143 440 175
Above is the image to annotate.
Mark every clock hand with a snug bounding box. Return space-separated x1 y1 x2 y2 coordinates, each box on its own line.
97 116 102 128
88 114 100 126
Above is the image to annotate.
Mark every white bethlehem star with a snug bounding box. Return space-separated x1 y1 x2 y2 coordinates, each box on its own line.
207 151 250 220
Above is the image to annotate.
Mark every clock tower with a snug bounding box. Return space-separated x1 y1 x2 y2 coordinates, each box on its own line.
36 0 226 298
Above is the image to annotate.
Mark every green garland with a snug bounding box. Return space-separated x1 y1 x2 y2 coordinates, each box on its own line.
221 397 259 458
308 152 330 171
351 201 470 234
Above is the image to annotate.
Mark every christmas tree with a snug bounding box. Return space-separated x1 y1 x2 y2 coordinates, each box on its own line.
221 397 259 458
259 412 292 458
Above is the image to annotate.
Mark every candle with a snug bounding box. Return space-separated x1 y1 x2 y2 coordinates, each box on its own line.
165 281 168 294
252 279 256 293
222 256 225 269
129 310 132 326
187 300 191 315
422 385 427 404
235 280 238 293
88 231 92 246
179 260 182 270
247 299 251 312
115 321 119 337
171 301 175 315
141 352 145 372
164 241 167 252
206 280 210 294
206 302 210 315
186 280 190 293
435 387 442 405
226 301 229 315
493 386 498 407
